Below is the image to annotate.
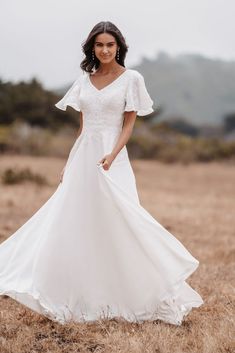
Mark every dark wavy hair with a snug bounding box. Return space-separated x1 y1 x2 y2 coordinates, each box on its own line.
80 21 129 73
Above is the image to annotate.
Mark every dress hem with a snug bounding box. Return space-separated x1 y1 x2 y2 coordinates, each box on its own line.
0 260 203 326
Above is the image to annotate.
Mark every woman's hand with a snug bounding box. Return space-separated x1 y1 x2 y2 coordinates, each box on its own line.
97 153 115 171
60 166 66 183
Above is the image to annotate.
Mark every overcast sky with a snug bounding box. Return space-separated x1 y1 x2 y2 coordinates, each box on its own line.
0 0 234 89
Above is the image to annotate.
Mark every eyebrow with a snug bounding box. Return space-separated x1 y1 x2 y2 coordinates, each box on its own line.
94 41 116 44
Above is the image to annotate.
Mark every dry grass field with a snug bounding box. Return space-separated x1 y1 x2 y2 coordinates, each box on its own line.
0 155 234 353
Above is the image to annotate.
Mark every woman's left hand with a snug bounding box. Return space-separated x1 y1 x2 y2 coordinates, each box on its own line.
97 153 115 171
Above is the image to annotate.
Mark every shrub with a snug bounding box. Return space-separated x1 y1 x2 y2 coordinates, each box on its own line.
1 167 48 185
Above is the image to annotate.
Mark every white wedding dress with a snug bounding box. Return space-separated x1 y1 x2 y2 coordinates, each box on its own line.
0 69 204 325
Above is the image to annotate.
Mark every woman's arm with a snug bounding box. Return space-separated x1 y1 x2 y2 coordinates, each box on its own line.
98 111 137 170
111 111 137 158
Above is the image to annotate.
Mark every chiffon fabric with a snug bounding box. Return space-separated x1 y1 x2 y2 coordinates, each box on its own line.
0 69 204 325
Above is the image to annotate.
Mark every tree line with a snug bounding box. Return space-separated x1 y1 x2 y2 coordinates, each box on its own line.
0 78 79 130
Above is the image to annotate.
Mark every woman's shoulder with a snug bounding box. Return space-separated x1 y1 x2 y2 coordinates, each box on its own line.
77 68 142 78
76 72 88 82
126 69 145 81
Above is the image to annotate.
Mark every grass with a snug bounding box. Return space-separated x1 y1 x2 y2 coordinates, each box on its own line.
0 155 234 353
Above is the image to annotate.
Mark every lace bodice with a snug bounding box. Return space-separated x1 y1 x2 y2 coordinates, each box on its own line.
55 69 154 132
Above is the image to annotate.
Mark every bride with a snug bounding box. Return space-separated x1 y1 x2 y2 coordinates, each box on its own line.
0 21 204 326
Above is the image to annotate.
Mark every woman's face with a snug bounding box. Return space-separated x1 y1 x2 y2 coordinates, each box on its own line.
93 33 119 64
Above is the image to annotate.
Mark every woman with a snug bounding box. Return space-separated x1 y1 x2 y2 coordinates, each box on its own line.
0 21 203 325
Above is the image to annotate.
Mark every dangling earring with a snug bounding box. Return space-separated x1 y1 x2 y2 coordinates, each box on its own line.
92 50 95 61
116 48 120 61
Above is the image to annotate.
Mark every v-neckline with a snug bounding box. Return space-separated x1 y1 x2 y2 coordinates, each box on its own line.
88 69 129 92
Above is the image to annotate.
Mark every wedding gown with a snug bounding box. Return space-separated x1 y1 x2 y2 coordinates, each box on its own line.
0 68 204 325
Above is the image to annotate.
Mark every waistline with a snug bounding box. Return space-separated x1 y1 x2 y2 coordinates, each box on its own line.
82 125 122 134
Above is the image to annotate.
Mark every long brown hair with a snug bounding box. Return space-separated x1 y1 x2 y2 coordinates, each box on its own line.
80 21 129 73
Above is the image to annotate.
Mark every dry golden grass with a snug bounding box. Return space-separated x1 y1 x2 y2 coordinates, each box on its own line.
0 155 234 353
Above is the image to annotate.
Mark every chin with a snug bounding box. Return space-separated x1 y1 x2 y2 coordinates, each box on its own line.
99 57 113 63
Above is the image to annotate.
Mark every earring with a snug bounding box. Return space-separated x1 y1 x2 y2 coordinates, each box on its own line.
116 48 120 61
92 50 95 61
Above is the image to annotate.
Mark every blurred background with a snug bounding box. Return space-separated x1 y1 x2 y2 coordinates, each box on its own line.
0 2 234 351
0 0 235 164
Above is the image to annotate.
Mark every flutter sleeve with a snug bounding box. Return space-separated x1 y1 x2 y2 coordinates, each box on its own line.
55 75 83 112
124 71 154 116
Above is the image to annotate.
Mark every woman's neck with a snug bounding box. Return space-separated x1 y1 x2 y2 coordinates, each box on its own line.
96 62 122 74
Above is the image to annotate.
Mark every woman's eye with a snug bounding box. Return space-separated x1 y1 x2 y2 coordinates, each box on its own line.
95 43 114 47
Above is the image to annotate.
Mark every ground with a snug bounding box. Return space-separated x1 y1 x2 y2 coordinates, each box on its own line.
0 155 234 353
